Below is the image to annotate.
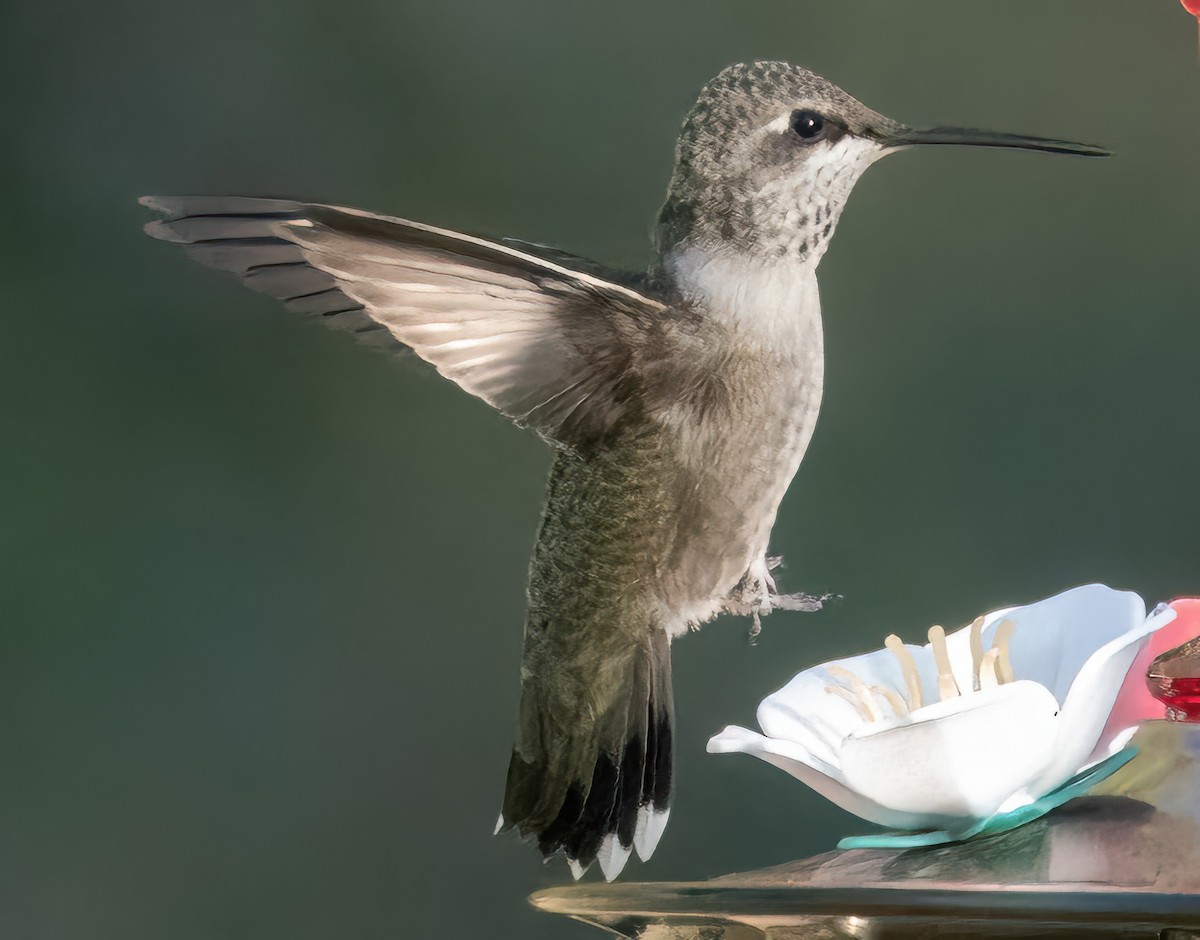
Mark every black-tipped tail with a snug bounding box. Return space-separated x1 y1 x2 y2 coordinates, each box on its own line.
497 628 674 881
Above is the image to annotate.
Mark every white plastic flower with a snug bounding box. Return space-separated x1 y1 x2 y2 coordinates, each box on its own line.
708 584 1178 847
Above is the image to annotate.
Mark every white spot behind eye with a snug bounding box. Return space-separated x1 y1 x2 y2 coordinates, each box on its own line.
764 114 793 135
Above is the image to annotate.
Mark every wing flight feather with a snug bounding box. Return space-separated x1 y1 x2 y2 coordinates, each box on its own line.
142 195 670 445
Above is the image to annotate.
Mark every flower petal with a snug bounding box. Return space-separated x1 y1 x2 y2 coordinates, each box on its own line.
756 645 940 767
1035 602 1177 793
979 585 1146 704
837 744 1140 851
706 725 959 831
839 680 1060 820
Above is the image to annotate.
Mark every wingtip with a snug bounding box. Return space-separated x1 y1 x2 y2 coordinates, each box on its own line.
142 218 184 243
136 194 307 221
138 194 178 217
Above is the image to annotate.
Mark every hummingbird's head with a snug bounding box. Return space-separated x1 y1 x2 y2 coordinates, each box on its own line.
655 61 1107 266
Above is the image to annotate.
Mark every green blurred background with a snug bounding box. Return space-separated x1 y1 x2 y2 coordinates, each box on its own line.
3 1 1199 937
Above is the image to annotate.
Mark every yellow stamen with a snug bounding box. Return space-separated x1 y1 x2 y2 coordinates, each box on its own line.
885 634 923 710
968 615 985 692
872 684 910 719
990 619 1016 684
979 647 1002 690
824 684 875 722
928 624 961 701
826 665 884 722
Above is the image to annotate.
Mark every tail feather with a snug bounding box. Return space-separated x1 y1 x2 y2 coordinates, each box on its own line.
560 645 651 868
499 628 674 880
636 675 673 861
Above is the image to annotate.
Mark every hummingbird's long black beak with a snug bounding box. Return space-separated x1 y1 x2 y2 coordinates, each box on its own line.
880 126 1109 158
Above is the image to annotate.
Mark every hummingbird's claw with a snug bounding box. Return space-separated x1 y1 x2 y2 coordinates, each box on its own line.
748 610 763 643
770 591 834 613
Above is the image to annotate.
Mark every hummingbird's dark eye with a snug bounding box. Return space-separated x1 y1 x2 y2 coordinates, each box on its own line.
789 109 827 142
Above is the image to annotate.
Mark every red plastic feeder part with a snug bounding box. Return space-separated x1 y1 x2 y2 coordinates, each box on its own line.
1148 598 1200 722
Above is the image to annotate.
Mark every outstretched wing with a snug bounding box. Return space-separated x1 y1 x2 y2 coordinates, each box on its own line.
142 196 669 446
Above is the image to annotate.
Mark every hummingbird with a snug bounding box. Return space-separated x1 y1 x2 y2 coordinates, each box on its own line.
141 61 1106 882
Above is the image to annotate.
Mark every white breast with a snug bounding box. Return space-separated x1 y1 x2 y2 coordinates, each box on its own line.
666 246 822 346
654 246 826 630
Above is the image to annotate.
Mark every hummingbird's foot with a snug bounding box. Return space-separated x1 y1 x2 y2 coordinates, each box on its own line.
729 556 787 639
728 557 778 618
744 590 831 639
728 558 832 637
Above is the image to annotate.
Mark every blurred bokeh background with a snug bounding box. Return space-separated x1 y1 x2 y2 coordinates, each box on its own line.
3 1 1199 937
